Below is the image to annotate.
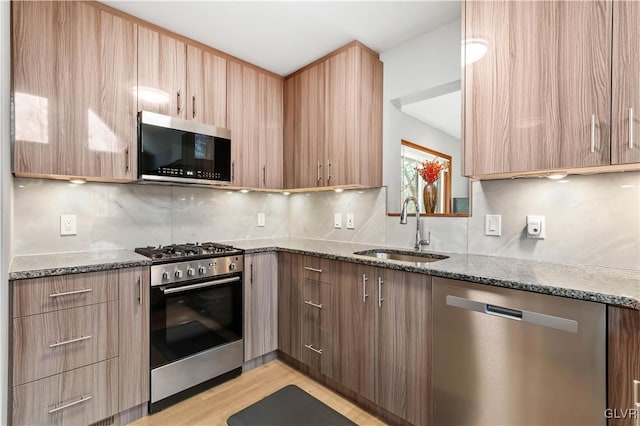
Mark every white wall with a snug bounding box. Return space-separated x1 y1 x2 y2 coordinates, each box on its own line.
380 19 462 212
12 179 289 256
1 1 12 423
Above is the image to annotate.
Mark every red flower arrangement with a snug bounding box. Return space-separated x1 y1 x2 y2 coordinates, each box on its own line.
417 159 445 184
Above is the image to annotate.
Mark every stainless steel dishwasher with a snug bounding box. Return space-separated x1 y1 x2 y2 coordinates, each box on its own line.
432 277 606 426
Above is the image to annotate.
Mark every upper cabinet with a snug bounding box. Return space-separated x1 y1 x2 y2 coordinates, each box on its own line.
284 42 383 189
137 26 187 120
227 61 283 189
612 1 640 165
463 0 612 177
13 1 138 182
138 28 227 128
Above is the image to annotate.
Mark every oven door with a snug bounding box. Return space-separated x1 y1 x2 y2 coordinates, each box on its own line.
138 111 231 184
150 274 243 370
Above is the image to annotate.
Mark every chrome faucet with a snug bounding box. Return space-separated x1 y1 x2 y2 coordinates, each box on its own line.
400 196 431 251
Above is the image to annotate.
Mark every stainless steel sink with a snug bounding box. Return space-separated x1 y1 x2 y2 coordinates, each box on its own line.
353 249 448 264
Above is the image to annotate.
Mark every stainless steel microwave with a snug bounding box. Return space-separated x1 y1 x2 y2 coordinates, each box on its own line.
138 111 232 185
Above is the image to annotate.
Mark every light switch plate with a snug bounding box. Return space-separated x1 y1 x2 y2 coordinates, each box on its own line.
60 215 77 236
334 213 342 229
485 214 501 236
257 212 266 227
346 213 355 229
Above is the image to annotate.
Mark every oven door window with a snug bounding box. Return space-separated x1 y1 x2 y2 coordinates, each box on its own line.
150 278 242 369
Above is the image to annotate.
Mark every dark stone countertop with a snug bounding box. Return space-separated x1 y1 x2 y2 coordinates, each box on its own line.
225 237 640 310
9 249 152 280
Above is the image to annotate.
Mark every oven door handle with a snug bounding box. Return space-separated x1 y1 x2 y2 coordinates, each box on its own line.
161 276 240 294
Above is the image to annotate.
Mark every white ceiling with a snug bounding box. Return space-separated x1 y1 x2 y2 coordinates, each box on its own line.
401 90 461 139
101 1 461 76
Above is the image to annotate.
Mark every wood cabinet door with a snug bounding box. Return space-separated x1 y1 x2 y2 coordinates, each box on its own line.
277 253 303 362
376 271 431 426
227 61 260 187
13 1 137 181
325 47 358 186
118 266 150 411
259 74 284 189
294 65 325 188
186 45 226 127
608 306 640 426
612 1 640 165
335 263 376 402
138 26 186 119
244 253 278 361
464 0 612 176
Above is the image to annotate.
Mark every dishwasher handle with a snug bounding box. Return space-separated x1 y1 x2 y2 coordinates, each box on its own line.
485 304 523 320
446 295 578 333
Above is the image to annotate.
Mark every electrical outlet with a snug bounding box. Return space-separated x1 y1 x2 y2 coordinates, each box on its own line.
257 212 266 227
526 215 545 239
334 213 342 229
60 215 77 236
346 213 355 229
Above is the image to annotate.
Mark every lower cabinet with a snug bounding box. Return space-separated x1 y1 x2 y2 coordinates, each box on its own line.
10 266 150 425
244 252 278 361
608 306 640 426
279 254 431 425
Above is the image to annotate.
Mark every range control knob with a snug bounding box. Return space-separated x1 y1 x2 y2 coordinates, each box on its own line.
187 267 195 277
175 269 183 278
162 271 170 280
198 266 206 275
229 263 236 271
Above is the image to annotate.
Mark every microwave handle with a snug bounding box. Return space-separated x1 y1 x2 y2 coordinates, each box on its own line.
161 276 240 295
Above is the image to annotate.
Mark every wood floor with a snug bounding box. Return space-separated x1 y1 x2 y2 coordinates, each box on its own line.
129 359 387 426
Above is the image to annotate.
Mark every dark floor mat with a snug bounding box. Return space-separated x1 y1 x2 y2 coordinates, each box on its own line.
227 384 357 426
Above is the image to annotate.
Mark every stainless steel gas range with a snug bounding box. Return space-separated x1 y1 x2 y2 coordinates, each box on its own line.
135 242 244 413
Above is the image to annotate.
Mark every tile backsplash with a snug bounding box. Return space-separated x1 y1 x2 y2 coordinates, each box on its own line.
12 171 640 271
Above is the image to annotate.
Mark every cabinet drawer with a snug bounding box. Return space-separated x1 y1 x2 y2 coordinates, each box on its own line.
13 302 118 386
302 257 335 284
301 322 333 377
12 270 118 317
302 279 332 331
12 358 118 426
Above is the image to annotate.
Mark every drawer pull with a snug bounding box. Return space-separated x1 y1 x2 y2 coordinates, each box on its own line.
304 300 322 309
304 344 323 355
49 288 93 298
304 266 322 273
49 335 92 348
48 395 92 414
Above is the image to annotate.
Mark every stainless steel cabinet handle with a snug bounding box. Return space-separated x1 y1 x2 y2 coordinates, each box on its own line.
137 276 143 305
177 91 181 115
304 344 322 354
263 166 266 186
250 263 254 287
630 108 635 149
327 159 331 184
192 95 196 118
231 161 235 182
304 300 323 309
49 335 92 348
378 277 384 307
48 395 92 414
304 266 322 273
125 147 130 172
590 113 596 153
317 161 322 183
49 288 92 298
362 274 369 303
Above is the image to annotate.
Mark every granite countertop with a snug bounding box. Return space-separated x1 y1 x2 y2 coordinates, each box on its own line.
9 249 152 280
225 237 640 310
8 239 639 310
